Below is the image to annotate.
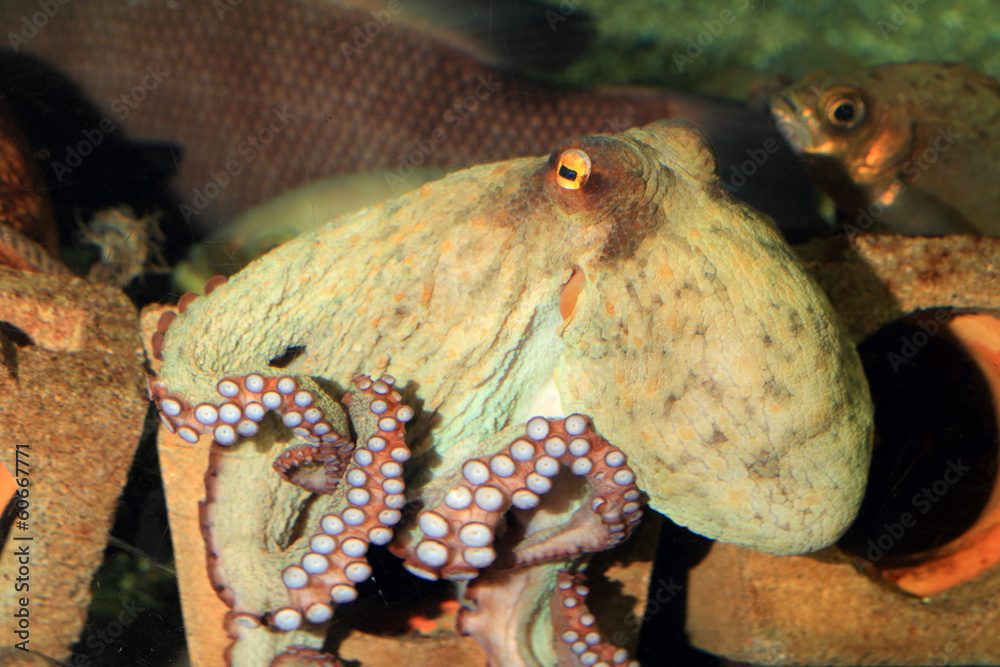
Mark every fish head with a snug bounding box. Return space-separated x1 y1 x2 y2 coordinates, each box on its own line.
770 69 914 186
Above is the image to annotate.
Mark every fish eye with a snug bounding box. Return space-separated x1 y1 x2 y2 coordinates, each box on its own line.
824 92 865 130
555 149 592 190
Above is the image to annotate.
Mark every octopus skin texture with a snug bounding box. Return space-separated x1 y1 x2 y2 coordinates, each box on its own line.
146 119 873 664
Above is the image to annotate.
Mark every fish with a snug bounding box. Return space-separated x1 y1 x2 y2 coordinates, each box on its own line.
172 168 446 292
0 0 822 240
770 62 1000 236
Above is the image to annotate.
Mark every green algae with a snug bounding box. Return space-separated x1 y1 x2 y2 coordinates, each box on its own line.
554 0 1000 95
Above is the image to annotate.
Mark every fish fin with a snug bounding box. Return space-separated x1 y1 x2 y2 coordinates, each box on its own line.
342 0 595 72
866 181 977 235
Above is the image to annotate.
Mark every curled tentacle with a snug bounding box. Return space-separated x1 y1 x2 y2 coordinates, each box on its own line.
553 570 640 667
149 307 179 362
270 374 414 632
458 561 567 666
273 441 352 494
149 372 350 450
270 646 343 667
457 562 642 667
153 371 414 642
147 277 223 361
395 414 643 581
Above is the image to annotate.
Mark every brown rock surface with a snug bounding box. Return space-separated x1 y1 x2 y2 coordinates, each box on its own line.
140 304 231 667
0 267 146 666
796 233 1000 343
688 542 1000 666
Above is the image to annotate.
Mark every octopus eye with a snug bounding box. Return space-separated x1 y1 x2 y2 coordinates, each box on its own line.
825 92 865 130
555 149 592 190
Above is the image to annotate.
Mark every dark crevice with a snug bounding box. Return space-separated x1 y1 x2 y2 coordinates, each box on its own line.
0 321 33 347
838 314 998 566
0 321 34 380
269 345 306 368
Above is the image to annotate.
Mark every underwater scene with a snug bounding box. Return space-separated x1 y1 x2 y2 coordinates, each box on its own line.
0 0 999 665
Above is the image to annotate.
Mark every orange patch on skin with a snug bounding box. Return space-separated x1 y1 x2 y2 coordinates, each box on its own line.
657 262 674 282
603 300 616 317
560 269 585 321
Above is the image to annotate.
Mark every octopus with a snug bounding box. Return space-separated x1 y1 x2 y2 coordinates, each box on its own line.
770 62 1000 236
144 119 874 665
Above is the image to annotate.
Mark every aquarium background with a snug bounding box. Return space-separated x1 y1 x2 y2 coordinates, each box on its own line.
1 0 998 666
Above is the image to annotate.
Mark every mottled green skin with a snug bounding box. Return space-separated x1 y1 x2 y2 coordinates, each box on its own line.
160 119 872 555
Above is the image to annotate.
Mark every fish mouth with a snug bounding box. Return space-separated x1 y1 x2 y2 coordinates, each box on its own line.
769 95 823 155
769 96 805 150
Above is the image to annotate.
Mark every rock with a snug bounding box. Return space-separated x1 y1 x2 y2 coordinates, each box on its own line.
0 267 146 665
